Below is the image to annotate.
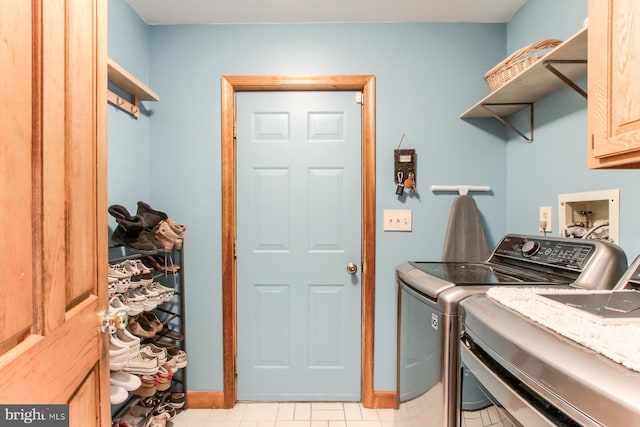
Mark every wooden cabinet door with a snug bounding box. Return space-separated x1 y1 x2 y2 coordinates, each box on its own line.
589 0 640 168
0 1 108 425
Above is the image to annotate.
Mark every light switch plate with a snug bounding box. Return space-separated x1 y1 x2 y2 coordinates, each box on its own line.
384 209 412 231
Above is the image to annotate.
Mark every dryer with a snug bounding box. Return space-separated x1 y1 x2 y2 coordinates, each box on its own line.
396 234 627 427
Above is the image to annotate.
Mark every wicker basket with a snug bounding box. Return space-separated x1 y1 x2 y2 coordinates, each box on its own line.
484 39 563 92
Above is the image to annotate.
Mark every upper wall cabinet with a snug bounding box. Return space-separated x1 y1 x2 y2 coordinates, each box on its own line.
588 0 640 168
107 58 159 119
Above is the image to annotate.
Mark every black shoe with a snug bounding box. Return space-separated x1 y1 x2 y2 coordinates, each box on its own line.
111 224 158 255
136 201 168 230
108 204 145 230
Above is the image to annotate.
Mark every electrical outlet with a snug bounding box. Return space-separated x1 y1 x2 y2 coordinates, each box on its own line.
539 206 552 233
384 209 412 231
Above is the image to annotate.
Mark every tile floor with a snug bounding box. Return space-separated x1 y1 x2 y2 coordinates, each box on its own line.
170 401 510 427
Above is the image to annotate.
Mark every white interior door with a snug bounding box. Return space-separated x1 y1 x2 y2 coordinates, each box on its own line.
236 91 362 401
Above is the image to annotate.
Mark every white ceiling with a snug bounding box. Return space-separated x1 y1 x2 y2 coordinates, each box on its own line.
126 0 529 25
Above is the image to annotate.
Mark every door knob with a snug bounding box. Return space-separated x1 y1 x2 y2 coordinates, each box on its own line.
346 262 358 275
99 309 128 333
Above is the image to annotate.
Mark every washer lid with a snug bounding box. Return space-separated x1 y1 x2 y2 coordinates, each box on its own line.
408 262 525 284
396 262 456 299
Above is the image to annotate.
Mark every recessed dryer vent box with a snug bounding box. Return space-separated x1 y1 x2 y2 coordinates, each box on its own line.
558 189 620 244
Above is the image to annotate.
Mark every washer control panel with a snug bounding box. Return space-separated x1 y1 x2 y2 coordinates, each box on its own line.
493 235 595 270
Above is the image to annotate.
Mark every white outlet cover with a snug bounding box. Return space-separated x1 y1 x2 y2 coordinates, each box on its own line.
539 206 552 232
383 209 412 231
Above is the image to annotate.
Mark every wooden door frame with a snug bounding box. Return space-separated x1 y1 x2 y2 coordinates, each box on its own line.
221 75 376 408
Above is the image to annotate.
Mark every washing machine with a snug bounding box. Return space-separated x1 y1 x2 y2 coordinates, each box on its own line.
396 234 627 427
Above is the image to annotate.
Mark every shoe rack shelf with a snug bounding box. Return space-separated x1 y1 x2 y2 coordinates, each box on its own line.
109 245 188 421
107 58 159 119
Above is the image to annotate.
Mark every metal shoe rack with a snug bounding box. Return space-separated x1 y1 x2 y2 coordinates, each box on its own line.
109 243 188 421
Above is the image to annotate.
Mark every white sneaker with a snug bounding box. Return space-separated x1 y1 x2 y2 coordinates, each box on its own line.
123 352 160 375
110 295 141 317
110 384 128 404
140 344 168 365
115 328 141 357
110 371 142 391
109 337 130 370
150 282 175 302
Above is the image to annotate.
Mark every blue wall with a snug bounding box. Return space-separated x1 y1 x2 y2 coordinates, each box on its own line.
143 22 506 393
107 0 152 230
108 0 640 395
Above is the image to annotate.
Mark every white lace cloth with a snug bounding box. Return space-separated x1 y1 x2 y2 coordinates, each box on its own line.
486 287 640 373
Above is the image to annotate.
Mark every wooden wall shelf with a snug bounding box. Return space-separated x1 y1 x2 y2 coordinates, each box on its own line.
107 58 159 118
461 28 588 141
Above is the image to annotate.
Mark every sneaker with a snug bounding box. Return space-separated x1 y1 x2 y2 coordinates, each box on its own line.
166 347 187 369
123 353 159 375
137 285 160 298
140 344 168 364
149 282 174 302
130 375 159 397
110 294 143 317
167 392 186 409
110 371 142 392
108 265 132 280
116 278 131 293
109 337 130 371
126 400 154 417
109 295 135 317
136 287 161 311
124 289 145 302
110 385 128 405
108 265 132 292
156 370 172 391
115 328 141 358
141 297 159 312
120 260 143 284
132 260 153 285
119 294 144 315
153 402 176 421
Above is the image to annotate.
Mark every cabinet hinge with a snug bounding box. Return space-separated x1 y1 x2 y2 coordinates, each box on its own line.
234 240 237 259
355 92 364 105
591 134 594 149
234 120 237 140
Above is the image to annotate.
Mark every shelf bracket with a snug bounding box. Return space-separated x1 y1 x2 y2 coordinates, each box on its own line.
543 60 588 99
480 103 534 142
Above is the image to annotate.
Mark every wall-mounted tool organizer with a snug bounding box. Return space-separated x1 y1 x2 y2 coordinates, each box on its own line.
394 148 416 195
